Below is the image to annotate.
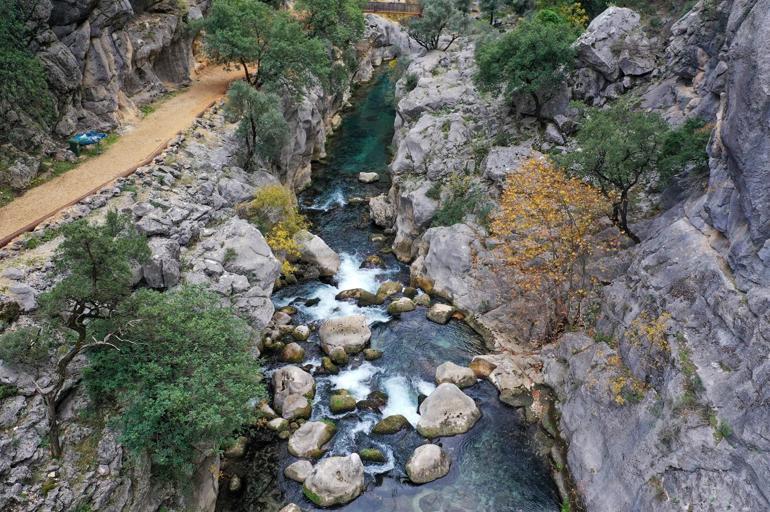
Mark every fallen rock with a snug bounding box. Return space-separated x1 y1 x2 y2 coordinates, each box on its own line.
285 460 314 483
369 194 395 228
416 383 481 438
322 357 340 375
372 414 411 435
319 315 371 355
377 280 403 298
282 394 312 421
469 356 497 379
330 346 349 365
293 230 341 277
426 304 454 324
435 361 477 388
358 172 380 183
273 365 316 414
360 254 386 269
406 444 451 484
288 421 337 458
267 418 289 432
302 453 365 507
387 297 416 314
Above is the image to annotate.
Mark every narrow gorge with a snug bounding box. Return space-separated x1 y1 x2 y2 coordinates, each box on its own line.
1 1 769 511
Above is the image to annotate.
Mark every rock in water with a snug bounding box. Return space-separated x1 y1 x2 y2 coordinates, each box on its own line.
293 229 341 277
426 303 454 324
358 172 380 183
372 414 411 435
303 453 365 507
416 383 481 438
279 505 302 512
376 280 403 298
292 325 310 341
288 421 337 458
281 342 305 363
281 394 312 420
285 460 314 483
387 297 416 314
329 393 357 414
319 315 371 355
359 448 387 463
406 444 451 483
435 361 477 388
273 365 316 414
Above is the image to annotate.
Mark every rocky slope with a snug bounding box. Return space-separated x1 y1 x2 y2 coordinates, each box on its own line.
0 15 410 512
379 1 770 510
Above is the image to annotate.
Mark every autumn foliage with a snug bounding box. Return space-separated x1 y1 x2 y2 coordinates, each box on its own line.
492 158 610 331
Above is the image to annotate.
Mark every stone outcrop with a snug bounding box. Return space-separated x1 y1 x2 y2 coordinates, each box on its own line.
293 229 341 277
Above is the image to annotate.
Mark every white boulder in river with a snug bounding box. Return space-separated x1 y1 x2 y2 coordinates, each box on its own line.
319 315 371 355
293 229 341 277
417 383 481 438
303 453 365 507
272 365 315 414
406 444 451 483
435 361 477 388
288 421 337 458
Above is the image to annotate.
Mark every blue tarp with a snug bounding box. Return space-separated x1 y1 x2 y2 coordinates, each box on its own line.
69 131 107 146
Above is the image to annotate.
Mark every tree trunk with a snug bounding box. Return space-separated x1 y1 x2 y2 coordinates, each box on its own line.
617 192 640 243
240 59 251 84
531 92 543 125
45 393 63 458
489 10 494 25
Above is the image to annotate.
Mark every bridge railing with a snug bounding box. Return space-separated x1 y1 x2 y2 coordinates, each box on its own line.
364 2 421 14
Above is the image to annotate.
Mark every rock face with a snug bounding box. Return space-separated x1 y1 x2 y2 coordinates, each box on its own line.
288 421 337 459
302 453 365 507
435 362 476 388
406 444 451 484
272 365 316 415
416 383 481 438
318 315 371 355
293 230 341 277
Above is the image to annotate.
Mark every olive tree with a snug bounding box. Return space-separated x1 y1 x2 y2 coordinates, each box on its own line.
406 0 470 52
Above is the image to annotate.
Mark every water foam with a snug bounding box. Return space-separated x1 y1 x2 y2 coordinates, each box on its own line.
328 362 381 400
311 187 347 211
379 374 433 426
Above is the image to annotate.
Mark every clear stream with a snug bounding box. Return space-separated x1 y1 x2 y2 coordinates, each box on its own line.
230 68 559 512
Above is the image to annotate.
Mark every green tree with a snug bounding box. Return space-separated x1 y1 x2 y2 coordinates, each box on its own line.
0 0 55 144
658 117 711 186
0 212 150 457
474 10 576 119
297 0 366 49
479 0 513 24
406 0 470 52
200 0 330 95
84 286 264 478
555 101 669 243
225 80 290 167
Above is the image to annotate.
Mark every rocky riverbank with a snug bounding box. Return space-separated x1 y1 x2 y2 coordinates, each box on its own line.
0 15 413 511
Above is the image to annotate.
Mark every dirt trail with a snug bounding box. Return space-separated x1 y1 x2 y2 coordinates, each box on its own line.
0 65 244 247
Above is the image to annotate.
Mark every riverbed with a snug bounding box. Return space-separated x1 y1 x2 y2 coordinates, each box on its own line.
225 67 559 512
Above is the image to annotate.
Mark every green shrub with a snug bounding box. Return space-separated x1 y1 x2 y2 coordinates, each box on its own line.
432 175 493 228
405 73 419 92
657 117 711 187
85 286 265 479
0 326 54 366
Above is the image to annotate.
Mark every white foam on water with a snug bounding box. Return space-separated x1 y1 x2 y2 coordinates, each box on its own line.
415 378 436 398
380 375 422 426
276 253 394 323
329 362 381 400
312 188 347 211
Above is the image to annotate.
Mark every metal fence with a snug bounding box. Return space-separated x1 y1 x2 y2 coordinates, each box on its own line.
364 2 421 14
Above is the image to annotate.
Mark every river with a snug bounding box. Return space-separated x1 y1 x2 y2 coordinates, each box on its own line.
222 67 560 512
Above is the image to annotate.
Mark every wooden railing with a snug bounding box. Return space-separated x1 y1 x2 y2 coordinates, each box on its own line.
364 2 421 15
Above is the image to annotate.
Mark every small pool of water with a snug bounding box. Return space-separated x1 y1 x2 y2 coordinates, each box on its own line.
224 68 559 512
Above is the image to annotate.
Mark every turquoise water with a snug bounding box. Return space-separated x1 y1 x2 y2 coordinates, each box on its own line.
228 68 559 512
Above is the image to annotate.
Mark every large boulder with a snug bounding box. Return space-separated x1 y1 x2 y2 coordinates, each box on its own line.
302 453 365 507
281 394 312 420
369 194 395 227
293 230 340 277
426 303 454 324
284 460 313 483
574 7 654 80
142 238 181 289
372 414 411 435
406 444 451 484
288 421 337 458
273 365 315 414
318 315 371 355
416 383 481 438
435 362 477 388
217 219 282 290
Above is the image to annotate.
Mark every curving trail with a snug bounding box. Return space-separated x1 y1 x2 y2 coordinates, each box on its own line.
0 65 244 247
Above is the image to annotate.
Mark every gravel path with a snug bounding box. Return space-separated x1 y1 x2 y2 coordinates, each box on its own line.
0 65 243 246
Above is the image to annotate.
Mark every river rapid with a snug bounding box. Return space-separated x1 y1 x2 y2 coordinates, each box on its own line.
225 68 560 512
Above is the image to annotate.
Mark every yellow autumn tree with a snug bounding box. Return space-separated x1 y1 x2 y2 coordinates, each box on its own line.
238 184 308 276
492 158 610 332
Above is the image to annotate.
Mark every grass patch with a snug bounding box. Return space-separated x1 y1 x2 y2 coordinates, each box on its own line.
30 133 120 189
0 186 14 208
0 382 18 400
23 226 62 250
